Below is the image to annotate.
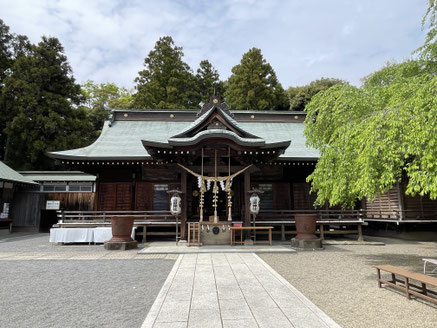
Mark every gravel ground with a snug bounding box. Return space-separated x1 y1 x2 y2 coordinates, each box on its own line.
0 232 175 328
0 232 110 253
259 237 437 328
0 259 175 328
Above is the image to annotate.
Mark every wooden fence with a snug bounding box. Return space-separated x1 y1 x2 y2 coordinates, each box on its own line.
54 210 179 242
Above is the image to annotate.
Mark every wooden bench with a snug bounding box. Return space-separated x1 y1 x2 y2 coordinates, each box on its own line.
230 226 273 246
376 264 437 304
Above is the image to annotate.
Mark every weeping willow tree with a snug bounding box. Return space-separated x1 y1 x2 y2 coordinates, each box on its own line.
304 1 437 207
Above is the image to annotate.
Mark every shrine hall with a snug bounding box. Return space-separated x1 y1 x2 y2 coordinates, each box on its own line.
48 96 437 244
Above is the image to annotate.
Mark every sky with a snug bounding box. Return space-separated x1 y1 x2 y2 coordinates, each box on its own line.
0 0 429 89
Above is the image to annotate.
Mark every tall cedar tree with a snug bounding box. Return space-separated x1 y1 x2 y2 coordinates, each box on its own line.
133 36 198 109
0 20 13 161
225 48 287 110
195 60 225 104
0 19 31 160
287 78 347 111
81 80 133 139
2 37 93 170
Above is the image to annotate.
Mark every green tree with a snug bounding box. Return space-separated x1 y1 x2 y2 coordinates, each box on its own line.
304 59 437 207
2 37 93 170
287 78 347 111
224 48 287 110
81 80 133 137
195 60 225 104
303 2 437 208
415 0 437 63
0 19 14 161
133 36 198 109
0 19 31 160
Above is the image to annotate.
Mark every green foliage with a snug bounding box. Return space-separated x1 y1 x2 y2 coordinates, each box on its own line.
2 37 93 170
304 2 437 207
195 60 225 104
0 19 14 161
415 0 437 62
287 78 346 111
81 80 133 137
304 60 437 207
133 36 198 109
224 48 287 110
0 19 31 161
0 19 13 83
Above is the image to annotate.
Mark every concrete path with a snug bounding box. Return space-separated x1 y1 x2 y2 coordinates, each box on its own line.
142 253 340 328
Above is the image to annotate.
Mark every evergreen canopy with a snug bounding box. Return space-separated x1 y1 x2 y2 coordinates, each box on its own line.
224 48 287 111
1 36 93 170
195 60 225 104
133 36 198 109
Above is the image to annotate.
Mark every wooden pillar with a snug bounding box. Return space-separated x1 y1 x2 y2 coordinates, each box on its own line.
0 182 4 211
181 170 187 239
244 170 250 229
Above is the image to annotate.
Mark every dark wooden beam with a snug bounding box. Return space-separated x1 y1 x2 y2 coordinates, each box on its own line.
244 170 251 230
181 170 187 239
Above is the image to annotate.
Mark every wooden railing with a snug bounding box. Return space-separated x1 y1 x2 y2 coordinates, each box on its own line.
362 209 437 221
255 209 364 223
56 210 175 222
54 210 180 243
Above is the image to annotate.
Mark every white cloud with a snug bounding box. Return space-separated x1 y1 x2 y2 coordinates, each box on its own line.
0 0 428 89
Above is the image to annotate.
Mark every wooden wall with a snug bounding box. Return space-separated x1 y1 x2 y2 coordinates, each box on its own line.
97 181 181 211
364 184 437 220
364 187 400 219
11 192 45 227
46 192 95 211
292 182 316 210
402 187 437 220
11 191 95 228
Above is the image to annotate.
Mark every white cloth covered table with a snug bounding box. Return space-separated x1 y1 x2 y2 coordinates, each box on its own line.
93 227 136 243
93 227 113 243
50 228 94 243
50 227 137 243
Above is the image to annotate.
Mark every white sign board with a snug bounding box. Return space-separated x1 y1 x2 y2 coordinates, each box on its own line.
46 200 61 210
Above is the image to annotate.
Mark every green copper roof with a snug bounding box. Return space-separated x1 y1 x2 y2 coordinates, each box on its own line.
50 120 319 161
19 171 96 182
0 161 37 185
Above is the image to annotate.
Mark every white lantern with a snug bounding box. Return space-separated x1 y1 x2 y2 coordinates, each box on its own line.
170 194 182 216
249 194 261 215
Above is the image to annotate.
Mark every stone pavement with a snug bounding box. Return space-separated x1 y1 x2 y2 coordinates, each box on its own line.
142 253 340 328
139 241 296 254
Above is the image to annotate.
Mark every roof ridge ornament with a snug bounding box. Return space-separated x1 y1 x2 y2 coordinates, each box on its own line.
197 96 234 118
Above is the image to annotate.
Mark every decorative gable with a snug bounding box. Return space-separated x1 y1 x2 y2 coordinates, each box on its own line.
197 96 234 117
171 96 260 140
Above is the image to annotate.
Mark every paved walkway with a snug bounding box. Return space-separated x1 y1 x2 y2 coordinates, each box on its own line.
142 253 340 328
138 241 296 254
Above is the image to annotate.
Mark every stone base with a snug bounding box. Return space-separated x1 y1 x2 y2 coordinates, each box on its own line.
177 239 187 246
244 238 254 246
104 240 138 250
291 238 322 250
199 222 231 245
